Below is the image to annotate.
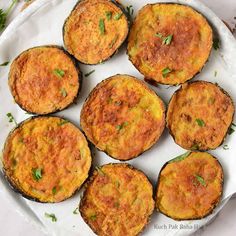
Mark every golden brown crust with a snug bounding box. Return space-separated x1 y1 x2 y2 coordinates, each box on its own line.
2 116 92 203
80 164 154 236
167 81 234 150
156 152 223 220
8 46 80 115
63 0 129 64
80 74 165 160
127 3 213 85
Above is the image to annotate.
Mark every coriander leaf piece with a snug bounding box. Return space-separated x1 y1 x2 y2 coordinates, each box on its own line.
53 69 65 78
85 69 95 77
6 112 17 126
195 174 206 186
116 121 128 131
162 35 173 45
213 38 220 50
105 11 112 20
90 214 97 221
73 207 79 215
99 18 105 35
126 5 134 17
60 88 67 97
114 13 123 20
162 67 172 78
32 168 43 181
52 187 57 195
0 61 9 66
195 118 205 127
169 151 191 163
45 213 57 222
0 0 18 32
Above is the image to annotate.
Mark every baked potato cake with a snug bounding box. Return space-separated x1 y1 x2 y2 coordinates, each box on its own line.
167 81 234 150
2 116 92 203
63 0 129 64
9 46 80 115
156 152 223 220
80 74 165 161
127 4 213 85
80 164 154 235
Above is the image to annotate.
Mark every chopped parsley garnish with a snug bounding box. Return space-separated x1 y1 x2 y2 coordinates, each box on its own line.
116 121 128 131
32 168 43 181
60 88 67 97
114 13 123 20
85 69 95 77
45 213 57 222
90 214 97 221
223 144 229 150
126 5 134 17
105 11 112 20
195 174 206 186
53 69 65 78
195 118 205 127
58 120 69 126
0 0 18 32
213 38 220 50
52 187 57 195
6 112 17 125
73 207 79 215
162 35 173 45
95 166 105 176
168 151 191 163
162 67 172 78
99 18 105 35
0 61 9 66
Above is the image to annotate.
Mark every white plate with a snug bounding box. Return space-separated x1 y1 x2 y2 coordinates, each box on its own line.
1 0 236 235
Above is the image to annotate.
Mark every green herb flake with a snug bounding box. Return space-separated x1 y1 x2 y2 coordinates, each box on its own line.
195 174 206 187
126 5 134 17
228 126 235 135
58 120 69 126
162 35 173 45
116 121 128 131
191 143 200 150
169 151 191 163
32 168 43 181
114 13 123 20
99 18 105 35
155 33 163 38
53 69 65 78
95 166 105 176
105 11 112 20
45 213 57 222
52 187 57 195
195 118 205 127
0 61 9 66
232 123 236 127
109 35 118 49
85 69 95 77
213 38 220 50
6 112 17 125
223 144 229 150
90 214 97 221
162 67 172 78
60 88 67 97
73 207 79 215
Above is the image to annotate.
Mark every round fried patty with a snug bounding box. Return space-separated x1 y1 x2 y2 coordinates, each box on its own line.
167 81 234 150
9 46 80 114
3 116 92 203
156 152 223 220
80 164 154 236
80 74 165 160
63 0 129 64
127 3 212 85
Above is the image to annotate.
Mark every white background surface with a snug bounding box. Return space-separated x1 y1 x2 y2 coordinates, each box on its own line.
0 0 236 236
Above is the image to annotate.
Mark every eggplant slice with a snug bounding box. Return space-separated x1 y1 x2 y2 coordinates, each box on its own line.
127 3 213 85
2 116 92 203
80 163 154 236
156 151 223 220
80 74 166 161
8 46 80 115
63 0 129 64
167 81 234 150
